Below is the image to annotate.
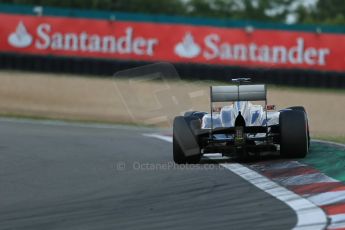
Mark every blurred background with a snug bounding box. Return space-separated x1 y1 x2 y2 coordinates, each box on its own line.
0 0 344 142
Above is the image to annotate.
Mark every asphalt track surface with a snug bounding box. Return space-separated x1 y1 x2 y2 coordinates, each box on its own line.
0 119 297 230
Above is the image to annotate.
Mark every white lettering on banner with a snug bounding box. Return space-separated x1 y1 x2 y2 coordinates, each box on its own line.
202 34 330 66
204 34 219 60
33 23 158 55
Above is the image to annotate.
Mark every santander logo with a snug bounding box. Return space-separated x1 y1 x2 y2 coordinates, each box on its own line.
174 32 201 58
8 21 33 48
175 32 330 66
7 21 159 56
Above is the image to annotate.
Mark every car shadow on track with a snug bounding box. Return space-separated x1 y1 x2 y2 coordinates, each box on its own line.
198 152 283 165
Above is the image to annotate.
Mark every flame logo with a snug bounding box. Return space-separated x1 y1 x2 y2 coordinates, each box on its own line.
8 21 33 48
174 32 201 58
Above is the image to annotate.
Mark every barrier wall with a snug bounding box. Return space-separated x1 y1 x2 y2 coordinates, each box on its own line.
0 4 344 87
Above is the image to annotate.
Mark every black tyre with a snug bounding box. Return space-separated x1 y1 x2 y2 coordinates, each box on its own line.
287 106 306 113
184 111 206 121
173 116 201 164
279 110 309 158
184 111 198 117
287 106 310 147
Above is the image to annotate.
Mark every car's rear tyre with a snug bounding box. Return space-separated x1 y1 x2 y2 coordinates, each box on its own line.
173 116 201 164
287 106 310 148
184 111 198 117
173 136 201 164
280 110 309 158
287 106 306 113
184 111 206 121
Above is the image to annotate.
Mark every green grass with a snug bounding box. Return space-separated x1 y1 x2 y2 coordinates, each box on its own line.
302 143 345 183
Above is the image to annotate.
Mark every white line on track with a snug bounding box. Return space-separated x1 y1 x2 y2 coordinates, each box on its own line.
220 163 327 230
143 133 174 143
145 133 328 230
312 139 345 149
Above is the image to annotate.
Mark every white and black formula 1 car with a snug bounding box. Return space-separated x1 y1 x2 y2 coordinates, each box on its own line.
173 78 310 164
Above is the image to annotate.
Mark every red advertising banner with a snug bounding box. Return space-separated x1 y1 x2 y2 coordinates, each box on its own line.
0 13 344 72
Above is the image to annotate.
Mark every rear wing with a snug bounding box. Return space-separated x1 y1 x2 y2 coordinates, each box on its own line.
208 79 268 137
211 85 266 102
